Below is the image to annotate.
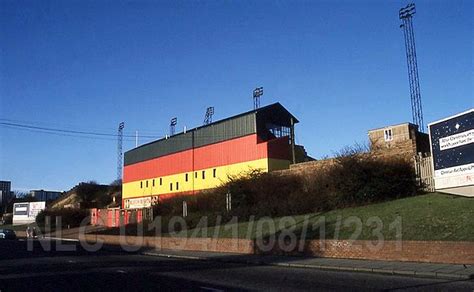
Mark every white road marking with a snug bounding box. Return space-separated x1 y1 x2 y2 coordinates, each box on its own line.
43 237 80 242
199 287 224 292
142 252 202 260
0 267 134 280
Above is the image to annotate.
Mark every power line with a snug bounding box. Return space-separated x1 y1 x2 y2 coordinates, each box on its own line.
0 124 136 142
0 121 161 139
0 118 163 137
1 120 288 141
0 118 123 133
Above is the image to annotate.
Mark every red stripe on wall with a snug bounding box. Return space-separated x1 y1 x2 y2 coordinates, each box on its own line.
192 135 268 170
124 150 193 184
123 134 289 183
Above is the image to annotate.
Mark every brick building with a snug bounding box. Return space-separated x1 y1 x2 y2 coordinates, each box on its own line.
368 123 430 159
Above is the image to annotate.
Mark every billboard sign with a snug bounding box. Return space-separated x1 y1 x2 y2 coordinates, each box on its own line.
29 202 46 218
124 196 159 209
13 203 29 216
428 109 474 193
12 201 46 225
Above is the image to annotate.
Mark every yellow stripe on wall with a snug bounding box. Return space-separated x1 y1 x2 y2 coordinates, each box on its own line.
122 158 284 199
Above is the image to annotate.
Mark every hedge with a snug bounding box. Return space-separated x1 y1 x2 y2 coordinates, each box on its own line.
152 150 419 229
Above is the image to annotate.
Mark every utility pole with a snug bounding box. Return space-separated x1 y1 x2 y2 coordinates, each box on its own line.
399 3 424 132
226 191 232 212
290 117 296 164
117 122 125 181
182 201 188 217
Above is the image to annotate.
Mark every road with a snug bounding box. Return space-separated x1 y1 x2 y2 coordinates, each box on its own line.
0 239 473 291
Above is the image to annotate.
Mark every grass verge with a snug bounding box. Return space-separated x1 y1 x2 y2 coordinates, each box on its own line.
95 193 474 241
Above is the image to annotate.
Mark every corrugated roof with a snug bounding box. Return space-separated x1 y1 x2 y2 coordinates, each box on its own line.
124 102 298 166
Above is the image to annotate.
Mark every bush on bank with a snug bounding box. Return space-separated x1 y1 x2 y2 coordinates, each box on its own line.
152 148 418 230
36 208 89 228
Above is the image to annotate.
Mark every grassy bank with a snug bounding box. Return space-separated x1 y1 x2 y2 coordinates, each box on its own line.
199 192 473 241
97 193 473 241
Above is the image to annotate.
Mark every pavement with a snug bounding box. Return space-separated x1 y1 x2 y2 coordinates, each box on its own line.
1 239 474 291
33 230 474 281
31 227 474 281
142 248 474 281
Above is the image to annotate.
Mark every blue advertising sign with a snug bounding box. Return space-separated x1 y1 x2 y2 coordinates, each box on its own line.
428 109 474 191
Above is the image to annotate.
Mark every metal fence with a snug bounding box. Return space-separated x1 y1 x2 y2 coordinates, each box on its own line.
414 154 435 192
91 207 154 227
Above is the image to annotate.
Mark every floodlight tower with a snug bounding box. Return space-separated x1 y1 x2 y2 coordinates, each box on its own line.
253 87 263 110
203 106 215 125
117 122 125 181
399 3 424 132
170 117 177 136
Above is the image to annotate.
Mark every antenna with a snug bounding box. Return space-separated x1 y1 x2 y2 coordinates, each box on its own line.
253 87 263 110
203 106 215 125
170 117 177 136
399 3 424 132
117 122 125 181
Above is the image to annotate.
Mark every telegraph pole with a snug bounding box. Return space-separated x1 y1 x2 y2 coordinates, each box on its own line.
117 122 125 181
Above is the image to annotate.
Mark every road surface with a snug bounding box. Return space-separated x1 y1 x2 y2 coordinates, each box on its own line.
0 239 473 291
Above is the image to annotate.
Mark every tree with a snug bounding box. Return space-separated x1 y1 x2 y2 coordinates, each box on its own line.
110 179 122 186
75 181 100 202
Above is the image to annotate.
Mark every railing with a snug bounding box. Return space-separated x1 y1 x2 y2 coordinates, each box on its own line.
414 154 435 192
91 207 154 227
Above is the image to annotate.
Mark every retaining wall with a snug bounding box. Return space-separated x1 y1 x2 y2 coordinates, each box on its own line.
47 231 474 265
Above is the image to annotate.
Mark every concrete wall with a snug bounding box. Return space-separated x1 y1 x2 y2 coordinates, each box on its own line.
279 159 337 176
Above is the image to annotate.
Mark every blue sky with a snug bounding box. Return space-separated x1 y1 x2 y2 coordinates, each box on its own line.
0 0 472 191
